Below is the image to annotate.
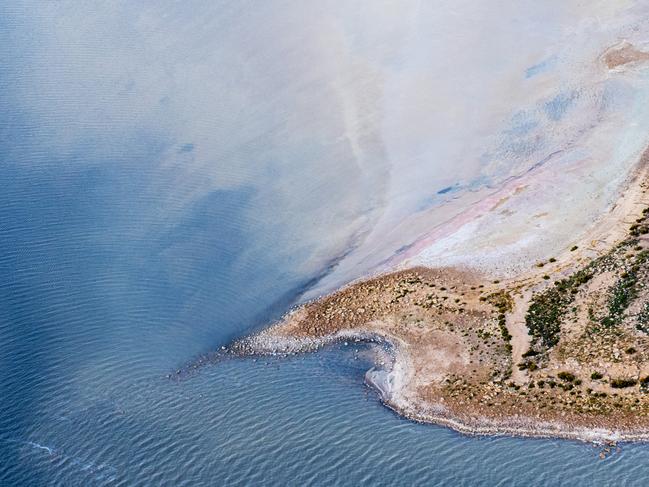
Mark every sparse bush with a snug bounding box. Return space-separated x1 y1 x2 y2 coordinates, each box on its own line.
591 371 603 380
526 267 594 348
601 266 642 327
638 302 649 331
610 378 637 388
558 371 576 382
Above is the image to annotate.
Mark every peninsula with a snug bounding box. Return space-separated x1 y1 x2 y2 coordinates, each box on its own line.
233 150 649 443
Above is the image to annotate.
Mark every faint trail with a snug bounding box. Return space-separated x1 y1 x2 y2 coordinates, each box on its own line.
508 291 533 384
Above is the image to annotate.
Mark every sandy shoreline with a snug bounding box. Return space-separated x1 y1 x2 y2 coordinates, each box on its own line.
235 326 649 443
235 326 649 444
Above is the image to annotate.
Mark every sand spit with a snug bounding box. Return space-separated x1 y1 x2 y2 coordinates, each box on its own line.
228 149 649 443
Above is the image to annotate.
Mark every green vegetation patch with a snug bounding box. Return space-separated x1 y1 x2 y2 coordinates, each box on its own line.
486 291 513 346
601 250 649 328
526 267 594 348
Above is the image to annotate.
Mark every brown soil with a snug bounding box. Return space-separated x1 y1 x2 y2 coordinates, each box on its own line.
602 41 649 70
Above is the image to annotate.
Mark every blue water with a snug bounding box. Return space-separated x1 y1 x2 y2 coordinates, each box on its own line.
4 2 649 486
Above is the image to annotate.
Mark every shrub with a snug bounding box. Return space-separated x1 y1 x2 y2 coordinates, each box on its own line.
570 246 578 252
518 361 538 372
626 347 637 354
591 371 603 380
610 378 637 388
558 371 576 382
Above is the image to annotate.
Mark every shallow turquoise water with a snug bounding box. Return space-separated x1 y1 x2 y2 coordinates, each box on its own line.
4 2 649 486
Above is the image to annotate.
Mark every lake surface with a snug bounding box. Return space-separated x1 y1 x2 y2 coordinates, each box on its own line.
4 1 649 485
